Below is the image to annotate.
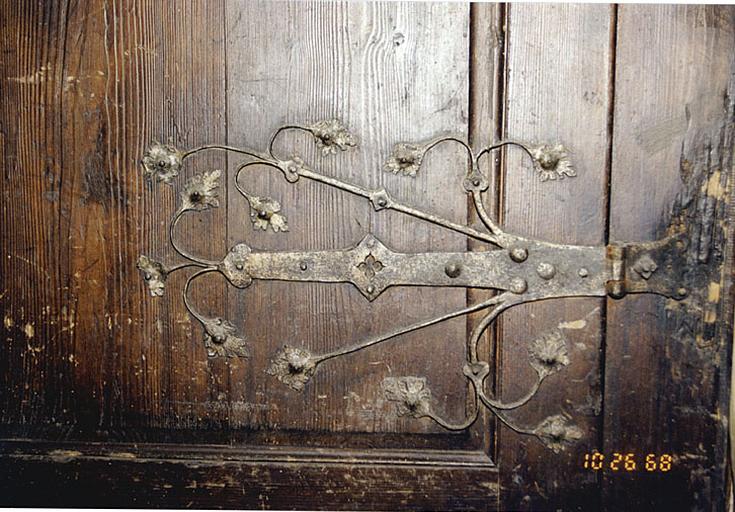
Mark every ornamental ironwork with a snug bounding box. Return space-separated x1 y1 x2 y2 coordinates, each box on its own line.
138 119 720 452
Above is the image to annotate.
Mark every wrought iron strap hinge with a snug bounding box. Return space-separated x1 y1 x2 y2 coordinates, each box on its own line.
220 234 609 302
136 119 727 452
217 231 689 303
606 232 691 301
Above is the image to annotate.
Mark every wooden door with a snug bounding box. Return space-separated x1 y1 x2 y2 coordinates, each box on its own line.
1 2 733 510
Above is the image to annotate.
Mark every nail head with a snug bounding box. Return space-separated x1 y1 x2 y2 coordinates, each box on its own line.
510 278 528 294
509 247 529 263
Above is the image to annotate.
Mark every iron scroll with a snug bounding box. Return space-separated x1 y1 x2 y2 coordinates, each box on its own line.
137 119 721 452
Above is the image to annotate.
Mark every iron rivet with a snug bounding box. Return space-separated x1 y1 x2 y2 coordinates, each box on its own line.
235 263 244 271
538 154 559 170
509 278 527 294
300 261 308 271
509 247 528 263
677 287 688 297
366 285 375 294
377 197 388 207
536 262 556 280
578 268 589 278
288 360 304 373
445 262 461 278
472 178 481 187
144 274 151 281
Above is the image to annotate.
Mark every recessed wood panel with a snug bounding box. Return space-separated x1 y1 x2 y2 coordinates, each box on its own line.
223 0 477 441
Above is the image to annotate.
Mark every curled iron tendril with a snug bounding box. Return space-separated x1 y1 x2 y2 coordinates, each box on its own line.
138 120 581 451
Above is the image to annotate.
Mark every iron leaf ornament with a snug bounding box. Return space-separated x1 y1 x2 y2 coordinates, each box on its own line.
138 119 720 451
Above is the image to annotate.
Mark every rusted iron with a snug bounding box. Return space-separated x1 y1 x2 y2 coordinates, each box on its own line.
137 119 708 451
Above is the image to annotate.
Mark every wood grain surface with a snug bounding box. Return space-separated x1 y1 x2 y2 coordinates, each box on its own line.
603 5 735 510
497 4 614 510
223 0 475 438
0 0 230 435
0 1 733 510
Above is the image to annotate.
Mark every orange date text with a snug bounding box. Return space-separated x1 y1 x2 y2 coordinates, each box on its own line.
583 452 673 472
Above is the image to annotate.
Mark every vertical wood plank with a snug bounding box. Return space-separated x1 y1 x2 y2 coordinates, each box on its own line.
603 6 735 510
0 0 228 435
225 0 476 439
60 0 121 429
127 0 229 429
497 4 614 509
0 0 70 429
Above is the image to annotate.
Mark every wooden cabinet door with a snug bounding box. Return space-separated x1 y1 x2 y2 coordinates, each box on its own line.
1 2 733 510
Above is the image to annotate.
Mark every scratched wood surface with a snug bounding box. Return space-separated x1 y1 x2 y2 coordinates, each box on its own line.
223 0 475 439
495 5 614 510
0 1 734 510
0 0 229 436
0 0 499 509
603 5 735 510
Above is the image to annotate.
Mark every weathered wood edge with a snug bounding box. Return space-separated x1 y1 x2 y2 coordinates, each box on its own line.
0 438 495 467
0 440 500 510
